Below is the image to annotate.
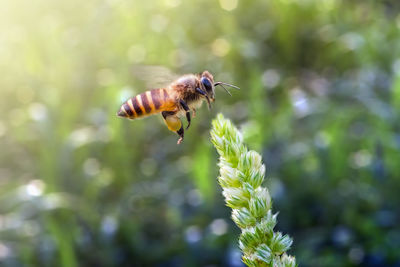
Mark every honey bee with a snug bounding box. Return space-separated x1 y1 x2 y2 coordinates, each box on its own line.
117 70 239 144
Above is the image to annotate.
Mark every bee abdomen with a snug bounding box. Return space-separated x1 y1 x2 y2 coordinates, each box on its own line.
117 88 170 119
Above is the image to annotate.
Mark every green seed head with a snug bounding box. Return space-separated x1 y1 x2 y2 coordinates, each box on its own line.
211 114 296 267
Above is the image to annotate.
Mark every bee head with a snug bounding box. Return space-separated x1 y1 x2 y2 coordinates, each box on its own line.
200 70 240 101
200 71 215 101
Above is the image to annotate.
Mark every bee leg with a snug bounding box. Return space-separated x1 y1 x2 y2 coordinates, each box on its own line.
162 111 184 144
177 126 184 145
179 99 191 130
192 108 196 118
195 87 211 109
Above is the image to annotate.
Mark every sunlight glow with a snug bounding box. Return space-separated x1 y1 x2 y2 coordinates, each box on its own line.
219 0 238 11
164 0 181 8
210 219 228 236
211 38 231 57
26 180 45 197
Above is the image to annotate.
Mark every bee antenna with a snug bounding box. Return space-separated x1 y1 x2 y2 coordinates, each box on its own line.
217 84 232 96
214 82 240 96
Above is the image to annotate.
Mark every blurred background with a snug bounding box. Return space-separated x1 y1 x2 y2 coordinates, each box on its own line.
1 0 400 266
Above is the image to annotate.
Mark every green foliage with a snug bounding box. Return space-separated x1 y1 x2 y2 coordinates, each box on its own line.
211 114 296 267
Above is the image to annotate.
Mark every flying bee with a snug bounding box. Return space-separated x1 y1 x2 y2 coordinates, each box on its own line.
117 70 239 144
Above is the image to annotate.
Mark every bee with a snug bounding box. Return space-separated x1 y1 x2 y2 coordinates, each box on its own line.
117 70 239 144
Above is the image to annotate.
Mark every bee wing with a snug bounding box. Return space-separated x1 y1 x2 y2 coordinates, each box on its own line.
131 65 180 89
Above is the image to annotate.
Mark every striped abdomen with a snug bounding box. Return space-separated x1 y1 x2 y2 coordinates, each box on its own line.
117 88 174 119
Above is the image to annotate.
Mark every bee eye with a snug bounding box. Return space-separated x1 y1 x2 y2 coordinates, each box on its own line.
201 77 212 92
